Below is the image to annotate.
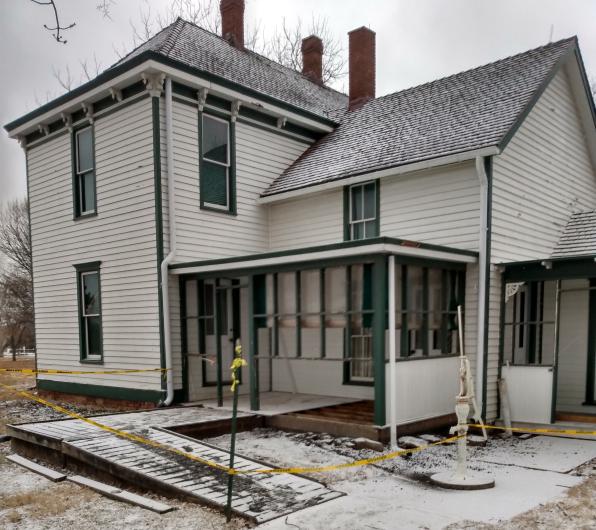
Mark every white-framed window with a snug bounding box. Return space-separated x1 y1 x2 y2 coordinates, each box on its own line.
74 126 96 217
200 114 232 211
349 181 378 240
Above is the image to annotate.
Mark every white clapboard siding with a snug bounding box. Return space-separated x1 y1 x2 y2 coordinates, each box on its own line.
28 97 162 391
166 100 309 263
492 66 596 263
381 162 481 251
268 189 344 251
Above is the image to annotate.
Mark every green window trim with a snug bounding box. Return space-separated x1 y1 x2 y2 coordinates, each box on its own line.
199 111 237 215
71 124 97 220
344 180 380 241
74 261 104 364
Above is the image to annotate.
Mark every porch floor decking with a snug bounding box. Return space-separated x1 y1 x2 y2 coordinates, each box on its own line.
7 406 342 523
193 392 362 416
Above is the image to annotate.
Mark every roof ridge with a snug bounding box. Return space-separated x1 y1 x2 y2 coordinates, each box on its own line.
361 36 577 109
109 23 178 68
161 17 186 56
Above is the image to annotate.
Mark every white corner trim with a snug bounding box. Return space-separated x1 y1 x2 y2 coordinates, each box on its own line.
257 146 500 204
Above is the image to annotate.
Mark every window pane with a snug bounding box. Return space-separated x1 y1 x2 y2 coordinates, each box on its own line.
364 220 377 238
352 222 364 240
202 116 229 164
363 182 375 219
325 267 346 327
201 162 228 206
86 316 101 356
80 172 96 213
82 272 99 315
77 128 94 173
351 185 363 221
278 272 296 326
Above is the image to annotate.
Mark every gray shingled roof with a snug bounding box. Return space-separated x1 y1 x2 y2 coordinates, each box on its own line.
114 18 347 121
263 37 577 197
551 211 596 258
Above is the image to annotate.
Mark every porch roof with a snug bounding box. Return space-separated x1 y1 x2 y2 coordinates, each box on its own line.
169 236 477 276
500 255 596 282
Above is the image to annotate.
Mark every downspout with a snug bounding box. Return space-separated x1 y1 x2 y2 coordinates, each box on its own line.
475 156 489 418
159 77 176 406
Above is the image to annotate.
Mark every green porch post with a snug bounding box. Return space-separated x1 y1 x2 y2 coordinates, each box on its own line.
248 274 260 411
373 255 387 426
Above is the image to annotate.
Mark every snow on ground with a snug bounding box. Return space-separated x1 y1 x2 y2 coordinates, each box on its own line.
205 429 595 530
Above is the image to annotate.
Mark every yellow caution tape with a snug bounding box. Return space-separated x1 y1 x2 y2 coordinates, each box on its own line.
468 423 596 436
1 380 462 475
230 358 247 392
0 368 169 375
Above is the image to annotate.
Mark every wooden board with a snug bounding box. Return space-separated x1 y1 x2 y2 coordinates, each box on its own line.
6 454 66 482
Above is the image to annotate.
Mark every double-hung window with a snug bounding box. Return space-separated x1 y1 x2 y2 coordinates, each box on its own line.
76 263 103 362
73 126 96 217
347 181 378 240
200 114 234 212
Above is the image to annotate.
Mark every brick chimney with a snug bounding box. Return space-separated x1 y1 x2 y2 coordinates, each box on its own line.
220 0 244 50
348 26 376 109
301 35 324 85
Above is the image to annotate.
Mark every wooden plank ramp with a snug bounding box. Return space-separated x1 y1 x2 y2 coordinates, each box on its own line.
8 406 343 523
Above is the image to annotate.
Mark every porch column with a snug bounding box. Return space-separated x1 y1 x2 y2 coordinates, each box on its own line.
248 274 260 410
373 255 387 426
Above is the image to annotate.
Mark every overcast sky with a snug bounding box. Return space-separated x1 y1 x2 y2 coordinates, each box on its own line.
1 0 596 206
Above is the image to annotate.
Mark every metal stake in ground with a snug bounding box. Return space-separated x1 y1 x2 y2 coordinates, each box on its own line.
226 340 247 522
431 305 494 490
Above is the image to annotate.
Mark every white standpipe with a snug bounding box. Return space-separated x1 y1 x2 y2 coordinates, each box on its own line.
388 255 397 448
159 76 176 406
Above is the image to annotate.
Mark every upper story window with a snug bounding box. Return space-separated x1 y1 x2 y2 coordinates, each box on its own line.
200 114 236 214
346 181 378 240
73 126 96 218
75 262 103 363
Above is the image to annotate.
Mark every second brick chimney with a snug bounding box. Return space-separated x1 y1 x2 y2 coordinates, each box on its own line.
220 0 244 50
301 35 324 85
348 26 376 109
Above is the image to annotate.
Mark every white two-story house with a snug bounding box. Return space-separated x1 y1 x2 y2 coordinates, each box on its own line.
6 0 596 440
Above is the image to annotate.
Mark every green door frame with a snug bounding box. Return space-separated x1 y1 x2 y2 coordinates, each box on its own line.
584 278 596 406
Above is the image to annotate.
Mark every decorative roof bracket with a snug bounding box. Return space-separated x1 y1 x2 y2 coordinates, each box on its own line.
61 112 73 132
231 100 241 122
197 87 209 111
38 124 50 136
109 87 123 102
81 102 94 124
142 72 165 97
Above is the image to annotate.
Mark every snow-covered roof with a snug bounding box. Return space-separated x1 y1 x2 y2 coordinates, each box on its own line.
263 37 579 197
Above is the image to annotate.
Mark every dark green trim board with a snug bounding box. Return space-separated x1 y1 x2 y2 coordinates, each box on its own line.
496 276 506 420
343 187 350 241
37 379 162 403
585 279 596 405
170 236 477 272
73 261 104 363
152 96 166 395
248 274 259 410
179 275 189 403
503 257 596 282
373 256 387 426
481 156 493 420
24 151 38 376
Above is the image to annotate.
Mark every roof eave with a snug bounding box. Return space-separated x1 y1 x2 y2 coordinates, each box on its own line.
5 50 341 138
258 145 500 204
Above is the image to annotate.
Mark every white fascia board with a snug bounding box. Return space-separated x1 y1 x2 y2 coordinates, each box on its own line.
258 146 500 204
149 60 335 133
171 243 476 275
9 58 335 138
7 62 153 138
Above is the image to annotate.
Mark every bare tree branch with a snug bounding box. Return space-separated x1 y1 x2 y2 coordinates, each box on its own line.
96 0 115 20
30 0 76 44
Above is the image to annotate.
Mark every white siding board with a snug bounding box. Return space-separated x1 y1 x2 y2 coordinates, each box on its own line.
28 97 162 392
492 67 596 263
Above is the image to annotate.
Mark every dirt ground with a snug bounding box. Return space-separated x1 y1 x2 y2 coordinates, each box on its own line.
0 357 594 529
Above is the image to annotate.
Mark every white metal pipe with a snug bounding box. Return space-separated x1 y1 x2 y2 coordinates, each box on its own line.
475 156 489 416
388 255 397 448
160 77 177 406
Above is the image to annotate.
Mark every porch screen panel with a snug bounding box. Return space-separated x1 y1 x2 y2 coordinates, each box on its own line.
278 272 297 357
300 269 321 357
350 264 373 381
503 280 556 365
184 279 199 354
325 266 347 359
